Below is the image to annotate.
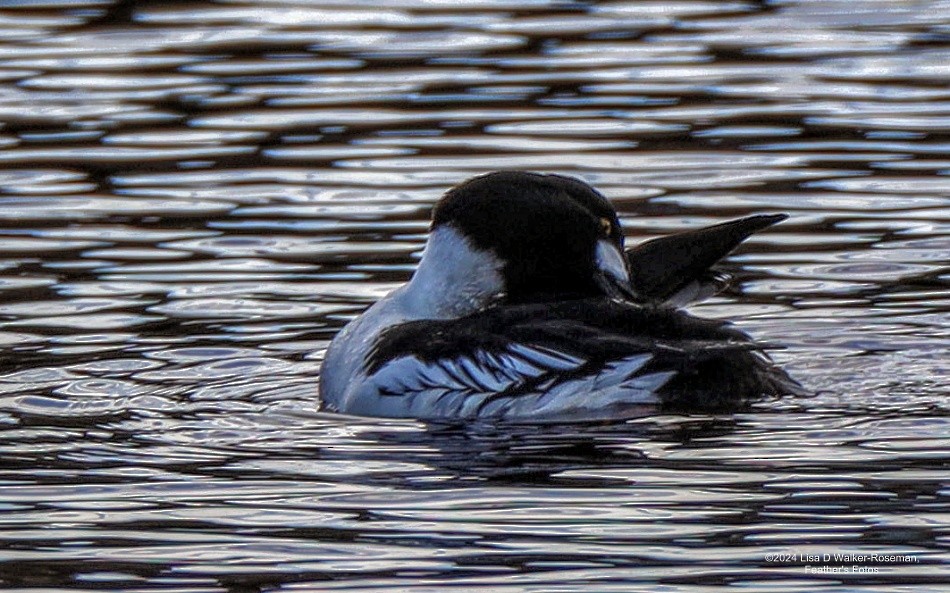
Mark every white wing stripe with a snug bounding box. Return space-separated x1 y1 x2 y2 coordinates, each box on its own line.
531 353 659 415
507 343 584 370
621 370 676 392
495 352 543 381
591 353 651 390
368 346 671 418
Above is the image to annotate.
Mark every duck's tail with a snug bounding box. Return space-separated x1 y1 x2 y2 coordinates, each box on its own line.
626 214 787 306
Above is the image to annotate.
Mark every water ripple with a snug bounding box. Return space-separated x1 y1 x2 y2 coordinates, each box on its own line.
0 1 946 592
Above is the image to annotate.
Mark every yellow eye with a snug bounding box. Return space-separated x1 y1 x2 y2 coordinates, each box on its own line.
599 217 612 235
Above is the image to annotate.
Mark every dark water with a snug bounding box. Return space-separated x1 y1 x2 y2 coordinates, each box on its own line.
0 0 948 591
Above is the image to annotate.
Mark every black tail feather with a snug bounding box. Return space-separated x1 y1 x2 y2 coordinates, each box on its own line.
626 214 787 305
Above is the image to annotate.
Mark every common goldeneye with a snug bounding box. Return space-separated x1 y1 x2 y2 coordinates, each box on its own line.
319 171 801 420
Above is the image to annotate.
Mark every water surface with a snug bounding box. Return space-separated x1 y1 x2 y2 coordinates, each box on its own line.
0 1 947 591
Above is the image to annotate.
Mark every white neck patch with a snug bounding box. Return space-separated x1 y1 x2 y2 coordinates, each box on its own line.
399 224 505 320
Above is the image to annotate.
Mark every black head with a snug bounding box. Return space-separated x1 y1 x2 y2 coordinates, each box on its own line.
432 171 628 303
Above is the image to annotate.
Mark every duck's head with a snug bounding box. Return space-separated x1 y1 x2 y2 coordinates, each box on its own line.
408 171 631 315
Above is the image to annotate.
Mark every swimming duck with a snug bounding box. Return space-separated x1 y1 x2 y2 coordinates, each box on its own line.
319 171 800 420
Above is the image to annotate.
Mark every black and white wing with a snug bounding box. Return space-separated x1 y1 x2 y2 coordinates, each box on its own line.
364 341 675 420
359 299 801 420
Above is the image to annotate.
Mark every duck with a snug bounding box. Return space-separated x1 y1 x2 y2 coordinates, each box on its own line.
319 171 801 421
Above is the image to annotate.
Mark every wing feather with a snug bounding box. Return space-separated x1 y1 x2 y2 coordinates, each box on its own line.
369 344 675 418
357 297 799 418
507 343 585 370
373 343 578 397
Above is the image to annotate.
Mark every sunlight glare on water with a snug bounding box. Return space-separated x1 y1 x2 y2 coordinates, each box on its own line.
0 0 947 591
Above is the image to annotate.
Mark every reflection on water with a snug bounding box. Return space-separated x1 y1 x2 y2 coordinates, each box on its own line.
0 0 947 591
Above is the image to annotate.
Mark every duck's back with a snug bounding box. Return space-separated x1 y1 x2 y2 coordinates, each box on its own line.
326 299 800 420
